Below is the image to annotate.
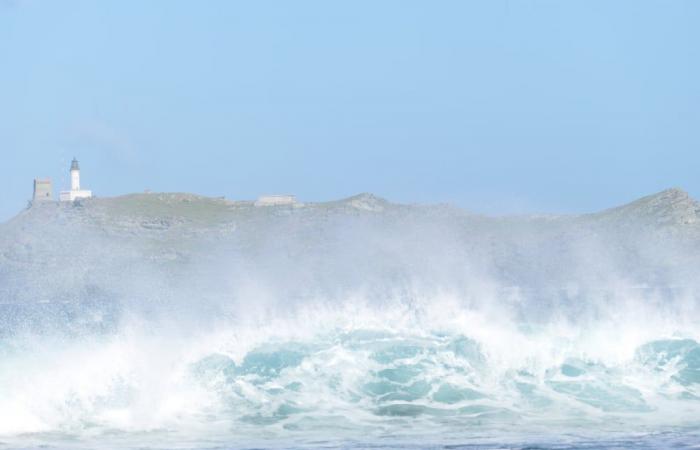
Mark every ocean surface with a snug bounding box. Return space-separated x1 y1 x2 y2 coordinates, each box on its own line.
1 288 699 450
1 193 700 448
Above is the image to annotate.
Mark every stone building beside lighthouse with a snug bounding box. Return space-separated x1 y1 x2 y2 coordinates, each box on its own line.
59 158 92 202
32 178 53 203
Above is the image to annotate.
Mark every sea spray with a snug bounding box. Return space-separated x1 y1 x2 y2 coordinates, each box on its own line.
1 290 699 447
1 191 699 448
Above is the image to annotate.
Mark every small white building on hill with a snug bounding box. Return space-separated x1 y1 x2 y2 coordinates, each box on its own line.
59 158 92 202
255 194 297 206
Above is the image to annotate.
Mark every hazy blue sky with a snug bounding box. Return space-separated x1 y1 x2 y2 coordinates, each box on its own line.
1 1 698 221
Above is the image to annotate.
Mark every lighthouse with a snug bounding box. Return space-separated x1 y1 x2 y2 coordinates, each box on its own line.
59 157 93 202
70 158 81 190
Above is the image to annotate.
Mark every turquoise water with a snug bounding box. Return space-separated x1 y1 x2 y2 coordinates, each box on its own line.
1 291 699 449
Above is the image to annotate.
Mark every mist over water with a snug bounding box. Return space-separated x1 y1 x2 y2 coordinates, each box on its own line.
1 192 700 449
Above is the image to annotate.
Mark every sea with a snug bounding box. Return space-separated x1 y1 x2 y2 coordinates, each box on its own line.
1 286 699 449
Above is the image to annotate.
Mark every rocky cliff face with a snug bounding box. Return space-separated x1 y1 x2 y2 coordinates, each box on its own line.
592 188 700 227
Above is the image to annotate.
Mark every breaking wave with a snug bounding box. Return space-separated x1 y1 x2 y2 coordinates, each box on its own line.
1 287 699 449
2 193 700 448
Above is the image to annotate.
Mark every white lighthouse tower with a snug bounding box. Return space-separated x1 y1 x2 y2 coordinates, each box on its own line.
70 158 80 190
60 157 92 202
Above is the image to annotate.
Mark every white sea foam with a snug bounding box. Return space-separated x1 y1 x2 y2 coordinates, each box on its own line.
1 192 700 448
1 286 699 448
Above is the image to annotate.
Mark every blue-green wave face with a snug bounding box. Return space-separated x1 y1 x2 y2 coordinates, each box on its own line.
185 332 700 425
1 293 700 448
